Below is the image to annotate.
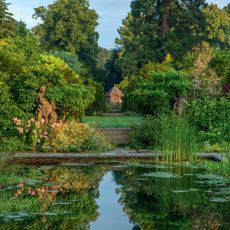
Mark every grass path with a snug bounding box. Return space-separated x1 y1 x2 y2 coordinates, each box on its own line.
82 116 143 128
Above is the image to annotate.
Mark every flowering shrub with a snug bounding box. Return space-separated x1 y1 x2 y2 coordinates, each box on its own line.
42 121 112 152
13 117 50 151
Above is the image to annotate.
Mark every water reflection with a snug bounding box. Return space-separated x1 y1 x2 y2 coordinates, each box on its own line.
114 163 230 229
90 172 133 230
0 163 230 229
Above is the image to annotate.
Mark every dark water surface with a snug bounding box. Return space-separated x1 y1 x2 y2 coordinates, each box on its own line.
0 162 230 229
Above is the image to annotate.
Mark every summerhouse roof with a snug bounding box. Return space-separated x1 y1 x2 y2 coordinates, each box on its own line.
106 85 124 97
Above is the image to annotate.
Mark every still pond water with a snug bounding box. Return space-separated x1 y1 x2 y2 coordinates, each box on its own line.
0 162 230 229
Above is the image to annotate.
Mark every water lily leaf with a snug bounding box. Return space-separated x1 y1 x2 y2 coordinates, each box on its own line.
189 188 200 192
52 202 73 206
3 211 31 220
60 162 94 167
215 188 230 195
142 172 182 179
210 198 229 203
171 190 188 193
25 179 43 185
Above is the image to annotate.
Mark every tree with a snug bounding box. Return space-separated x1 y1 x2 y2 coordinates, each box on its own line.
224 3 230 14
0 36 95 118
104 49 122 91
128 70 191 116
116 0 207 76
182 42 221 97
94 47 112 83
204 4 230 48
0 0 16 38
33 0 99 70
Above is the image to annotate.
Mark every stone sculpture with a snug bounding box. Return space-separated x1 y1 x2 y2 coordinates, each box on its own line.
36 85 57 124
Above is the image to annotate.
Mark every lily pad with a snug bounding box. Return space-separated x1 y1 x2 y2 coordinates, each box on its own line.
52 202 73 206
171 190 188 193
210 198 229 203
142 172 182 179
189 188 200 192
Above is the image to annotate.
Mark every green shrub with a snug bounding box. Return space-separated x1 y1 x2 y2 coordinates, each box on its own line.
0 36 96 152
82 129 113 152
129 116 158 149
0 37 95 119
42 121 112 152
0 137 28 152
187 96 230 144
127 70 191 116
129 89 170 116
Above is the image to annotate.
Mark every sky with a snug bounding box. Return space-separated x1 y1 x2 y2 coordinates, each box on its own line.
8 0 229 49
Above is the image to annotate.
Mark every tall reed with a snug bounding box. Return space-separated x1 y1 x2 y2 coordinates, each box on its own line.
156 115 198 162
0 153 14 172
224 123 230 164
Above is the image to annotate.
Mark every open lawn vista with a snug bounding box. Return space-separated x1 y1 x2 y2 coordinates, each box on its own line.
82 116 143 128
0 0 230 229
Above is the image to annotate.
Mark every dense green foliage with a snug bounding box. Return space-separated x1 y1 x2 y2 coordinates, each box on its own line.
33 0 99 74
0 35 98 151
42 121 112 152
116 0 208 75
0 0 230 155
188 96 230 145
130 115 198 161
0 36 95 118
126 69 191 116
0 0 16 38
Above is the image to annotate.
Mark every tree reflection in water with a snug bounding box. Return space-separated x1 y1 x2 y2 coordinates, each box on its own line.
113 164 230 230
0 165 106 230
1 163 230 229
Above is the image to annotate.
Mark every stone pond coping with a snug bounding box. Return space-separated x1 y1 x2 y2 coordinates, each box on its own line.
13 149 224 164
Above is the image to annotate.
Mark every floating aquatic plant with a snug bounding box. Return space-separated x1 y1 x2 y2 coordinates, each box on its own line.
142 172 182 179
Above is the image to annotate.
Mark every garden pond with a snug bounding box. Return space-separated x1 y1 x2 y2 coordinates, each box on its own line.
0 162 230 229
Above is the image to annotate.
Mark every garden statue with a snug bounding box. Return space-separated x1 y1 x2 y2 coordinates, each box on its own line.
36 85 57 124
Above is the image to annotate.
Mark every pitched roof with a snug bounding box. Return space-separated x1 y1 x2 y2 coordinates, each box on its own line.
106 85 124 97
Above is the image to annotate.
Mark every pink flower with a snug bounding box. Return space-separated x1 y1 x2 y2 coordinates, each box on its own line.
18 182 24 188
43 132 48 136
13 117 21 126
30 190 36 196
18 127 23 134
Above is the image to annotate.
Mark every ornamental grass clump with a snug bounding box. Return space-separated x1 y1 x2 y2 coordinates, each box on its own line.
157 116 198 162
0 152 14 172
224 124 230 164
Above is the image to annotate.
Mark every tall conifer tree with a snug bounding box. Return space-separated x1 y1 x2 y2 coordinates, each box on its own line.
0 0 15 38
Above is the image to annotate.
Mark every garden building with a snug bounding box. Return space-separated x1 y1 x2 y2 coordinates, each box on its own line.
106 85 124 105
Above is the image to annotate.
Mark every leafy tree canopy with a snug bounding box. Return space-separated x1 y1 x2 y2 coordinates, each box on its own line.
0 0 16 38
204 4 230 48
116 0 207 76
33 0 99 70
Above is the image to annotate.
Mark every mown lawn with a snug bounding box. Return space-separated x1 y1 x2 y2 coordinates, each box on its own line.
82 116 143 128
